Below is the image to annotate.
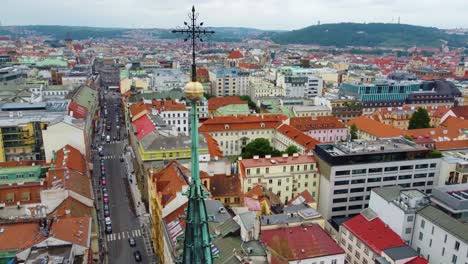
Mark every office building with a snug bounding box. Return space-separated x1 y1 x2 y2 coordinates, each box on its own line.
314 138 440 220
211 68 250 96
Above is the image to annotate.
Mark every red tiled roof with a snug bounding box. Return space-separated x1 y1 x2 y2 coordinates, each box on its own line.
240 155 315 169
203 133 223 158
0 222 44 251
245 185 281 206
196 67 209 78
0 160 47 168
348 116 403 138
68 100 88 119
451 106 468 119
406 256 429 264
132 114 156 140
238 62 260 69
343 214 405 254
403 127 461 141
288 190 316 206
151 161 189 207
227 50 243 59
210 174 242 197
207 96 247 111
199 114 287 132
129 101 151 118
276 124 320 152
51 216 91 247
47 168 92 200
261 225 344 261
152 99 187 112
54 145 86 174
440 116 468 130
290 116 345 131
435 140 468 151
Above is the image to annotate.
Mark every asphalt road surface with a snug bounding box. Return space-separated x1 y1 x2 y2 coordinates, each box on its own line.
94 89 148 264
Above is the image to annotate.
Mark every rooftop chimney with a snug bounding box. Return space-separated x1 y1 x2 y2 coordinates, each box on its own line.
253 155 259 160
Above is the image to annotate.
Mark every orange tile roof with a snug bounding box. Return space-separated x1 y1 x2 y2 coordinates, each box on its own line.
290 116 345 131
276 124 320 152
54 145 86 174
0 160 47 168
450 106 468 119
440 116 468 130
51 196 93 218
403 127 461 141
287 190 316 206
0 222 44 251
227 50 243 59
207 96 247 111
245 185 281 206
50 216 91 247
203 133 223 158
199 114 287 132
210 174 242 197
47 168 92 200
129 101 151 117
151 161 189 207
196 67 209 78
435 140 468 151
348 116 403 138
151 99 187 112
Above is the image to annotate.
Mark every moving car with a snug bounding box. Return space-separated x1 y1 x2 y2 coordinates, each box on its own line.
106 135 110 143
133 251 142 262
128 238 136 247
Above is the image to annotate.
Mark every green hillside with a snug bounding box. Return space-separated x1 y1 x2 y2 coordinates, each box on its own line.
269 23 468 48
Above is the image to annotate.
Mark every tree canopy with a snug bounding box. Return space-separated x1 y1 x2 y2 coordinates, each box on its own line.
350 124 358 140
284 145 300 156
241 138 281 159
408 108 431 129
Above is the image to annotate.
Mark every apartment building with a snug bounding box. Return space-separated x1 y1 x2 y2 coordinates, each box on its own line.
290 116 347 142
249 81 285 99
314 138 440 220
211 68 250 96
238 154 319 203
152 100 189 135
339 210 427 264
199 114 288 156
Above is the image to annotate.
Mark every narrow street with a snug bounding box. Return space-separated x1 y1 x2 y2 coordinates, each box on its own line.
92 88 153 264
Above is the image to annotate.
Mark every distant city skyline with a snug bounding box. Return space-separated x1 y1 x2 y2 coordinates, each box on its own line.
0 0 467 30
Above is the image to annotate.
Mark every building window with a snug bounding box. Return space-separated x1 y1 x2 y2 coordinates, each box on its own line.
455 241 460 251
451 254 457 264
421 219 425 228
429 239 432 247
224 197 230 203
256 168 260 174
283 166 286 172
247 169 250 175
405 228 412 234
444 234 448 243
442 247 445 256
5 193 15 202
419 232 423 241
369 168 382 173
20 192 30 201
290 166 294 172
407 215 414 222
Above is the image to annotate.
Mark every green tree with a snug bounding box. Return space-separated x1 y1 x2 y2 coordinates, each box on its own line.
284 145 300 156
350 124 358 140
240 95 259 113
408 108 431 129
241 138 281 159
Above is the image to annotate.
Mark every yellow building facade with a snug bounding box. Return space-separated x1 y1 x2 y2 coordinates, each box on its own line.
0 122 46 162
239 154 319 204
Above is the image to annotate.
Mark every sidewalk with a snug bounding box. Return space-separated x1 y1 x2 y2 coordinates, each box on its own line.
123 145 158 264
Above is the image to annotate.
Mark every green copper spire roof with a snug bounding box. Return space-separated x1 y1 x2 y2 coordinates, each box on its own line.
173 5 216 264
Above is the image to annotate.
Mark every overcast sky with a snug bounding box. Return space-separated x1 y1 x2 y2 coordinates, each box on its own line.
1 0 467 30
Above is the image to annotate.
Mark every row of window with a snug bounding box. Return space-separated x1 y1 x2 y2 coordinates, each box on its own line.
335 173 435 186
336 164 437 176
333 182 433 195
246 164 315 175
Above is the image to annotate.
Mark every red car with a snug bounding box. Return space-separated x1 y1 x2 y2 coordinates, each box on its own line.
103 196 109 203
101 179 107 186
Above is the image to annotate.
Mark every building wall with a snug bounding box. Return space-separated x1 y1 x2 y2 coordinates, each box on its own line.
304 128 347 143
339 226 377 264
42 121 85 162
411 213 468 264
207 128 276 156
368 192 414 243
160 110 189 135
317 158 440 220
137 142 210 162
0 183 43 206
241 158 319 203
213 75 249 97
288 254 345 264
148 175 165 264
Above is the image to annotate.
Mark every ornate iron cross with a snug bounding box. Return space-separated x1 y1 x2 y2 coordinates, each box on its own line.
172 6 214 82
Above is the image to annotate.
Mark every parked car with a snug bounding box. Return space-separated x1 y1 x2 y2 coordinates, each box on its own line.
103 196 109 203
128 238 136 247
101 179 107 186
120 155 124 162
105 224 112 234
102 187 108 194
133 251 142 262
104 207 110 217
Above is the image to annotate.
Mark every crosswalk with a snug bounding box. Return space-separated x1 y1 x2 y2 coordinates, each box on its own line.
101 155 117 160
107 229 143 242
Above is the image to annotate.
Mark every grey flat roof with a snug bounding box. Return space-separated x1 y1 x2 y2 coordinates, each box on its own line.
418 205 468 243
431 184 468 212
372 186 403 202
383 245 418 261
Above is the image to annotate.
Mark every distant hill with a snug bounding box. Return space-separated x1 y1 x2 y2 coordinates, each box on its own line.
268 23 468 48
0 25 273 43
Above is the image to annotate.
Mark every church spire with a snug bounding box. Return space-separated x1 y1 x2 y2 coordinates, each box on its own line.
172 6 215 264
